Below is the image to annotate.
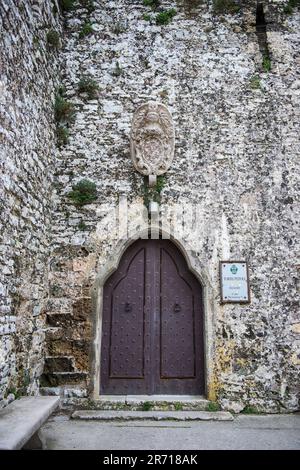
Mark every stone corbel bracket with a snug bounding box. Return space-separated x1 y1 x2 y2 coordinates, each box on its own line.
130 101 175 187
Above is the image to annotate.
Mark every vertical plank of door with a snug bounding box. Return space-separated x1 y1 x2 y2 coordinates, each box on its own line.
144 240 151 394
153 240 161 394
147 240 156 395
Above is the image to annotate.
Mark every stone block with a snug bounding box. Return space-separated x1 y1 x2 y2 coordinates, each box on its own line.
44 356 75 373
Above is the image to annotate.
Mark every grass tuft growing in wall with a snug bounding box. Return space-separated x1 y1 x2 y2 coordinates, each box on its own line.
174 402 183 411
143 0 160 8
78 220 88 231
46 29 60 48
78 76 99 99
249 76 261 90
143 175 166 207
142 401 152 411
213 0 240 14
143 13 151 21
206 401 221 412
262 55 271 72
54 87 75 147
56 126 69 146
283 0 300 14
68 179 97 207
54 92 76 123
79 0 95 13
156 8 177 25
59 0 75 12
241 405 260 414
79 22 94 39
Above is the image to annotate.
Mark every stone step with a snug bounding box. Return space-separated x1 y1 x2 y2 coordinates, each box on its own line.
90 395 211 411
44 356 75 373
71 410 233 422
39 386 88 398
38 391 219 411
40 372 88 387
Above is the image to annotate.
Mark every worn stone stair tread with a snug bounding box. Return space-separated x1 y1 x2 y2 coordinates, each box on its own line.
71 410 233 421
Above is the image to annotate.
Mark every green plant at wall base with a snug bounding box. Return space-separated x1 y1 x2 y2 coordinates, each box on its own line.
156 9 177 25
56 126 69 146
241 405 260 414
262 56 271 72
79 22 94 39
4 387 21 399
54 93 76 123
59 0 75 12
174 402 183 411
143 13 152 21
213 0 240 14
249 76 261 90
206 401 221 412
46 29 60 48
78 77 99 99
68 179 97 206
142 401 152 411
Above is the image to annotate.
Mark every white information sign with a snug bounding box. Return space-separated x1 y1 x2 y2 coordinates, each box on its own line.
220 261 250 303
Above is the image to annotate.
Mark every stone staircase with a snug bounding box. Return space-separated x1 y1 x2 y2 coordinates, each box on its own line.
39 390 221 412
38 391 233 420
40 355 88 388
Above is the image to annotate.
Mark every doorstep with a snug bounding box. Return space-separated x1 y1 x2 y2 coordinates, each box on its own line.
71 410 233 422
97 395 209 405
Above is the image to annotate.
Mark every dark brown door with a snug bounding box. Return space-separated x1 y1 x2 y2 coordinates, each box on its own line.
100 239 204 395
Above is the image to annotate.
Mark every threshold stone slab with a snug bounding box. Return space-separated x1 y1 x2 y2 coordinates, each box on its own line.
71 410 233 422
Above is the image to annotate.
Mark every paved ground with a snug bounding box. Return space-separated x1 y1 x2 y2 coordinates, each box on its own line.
39 412 300 450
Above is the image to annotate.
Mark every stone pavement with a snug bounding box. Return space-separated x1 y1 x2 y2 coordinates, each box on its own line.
39 413 300 450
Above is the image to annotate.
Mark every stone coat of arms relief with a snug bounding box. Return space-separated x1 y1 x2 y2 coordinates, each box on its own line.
130 102 175 186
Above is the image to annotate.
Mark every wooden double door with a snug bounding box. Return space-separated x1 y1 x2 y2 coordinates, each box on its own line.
100 239 204 395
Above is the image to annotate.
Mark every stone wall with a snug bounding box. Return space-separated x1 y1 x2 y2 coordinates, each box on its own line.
1 0 299 412
0 0 61 406
41 0 300 411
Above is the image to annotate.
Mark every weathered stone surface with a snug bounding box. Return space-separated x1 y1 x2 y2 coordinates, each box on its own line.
71 410 233 422
44 356 75 373
41 372 88 387
1 1 299 413
0 396 59 450
0 0 61 404
43 0 298 411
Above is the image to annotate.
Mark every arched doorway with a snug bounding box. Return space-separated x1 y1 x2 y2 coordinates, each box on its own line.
100 238 205 395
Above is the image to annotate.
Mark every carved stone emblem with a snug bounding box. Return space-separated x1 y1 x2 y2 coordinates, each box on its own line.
130 102 175 179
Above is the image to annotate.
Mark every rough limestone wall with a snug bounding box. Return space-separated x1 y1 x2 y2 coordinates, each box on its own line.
44 0 299 411
0 0 61 406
